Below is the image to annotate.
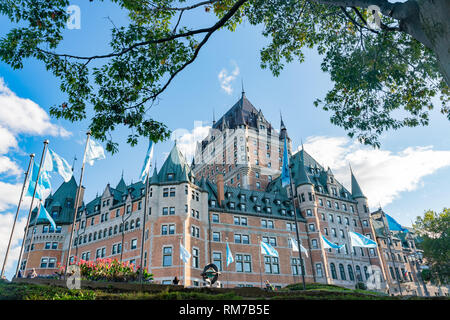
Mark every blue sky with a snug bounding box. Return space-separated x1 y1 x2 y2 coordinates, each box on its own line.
1 1 449 277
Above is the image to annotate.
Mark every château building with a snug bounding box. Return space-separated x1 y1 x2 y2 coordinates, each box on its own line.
17 91 447 296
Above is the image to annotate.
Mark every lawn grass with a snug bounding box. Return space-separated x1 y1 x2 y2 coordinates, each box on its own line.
0 280 445 300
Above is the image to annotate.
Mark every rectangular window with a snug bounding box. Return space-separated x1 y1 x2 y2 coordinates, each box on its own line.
170 187 176 197
212 214 219 223
162 207 168 215
163 247 172 266
213 232 221 242
163 188 169 197
40 258 48 268
192 248 199 268
169 207 175 215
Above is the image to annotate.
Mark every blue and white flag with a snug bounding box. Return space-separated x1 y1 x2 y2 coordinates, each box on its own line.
348 231 377 248
37 202 57 231
321 235 345 250
139 140 154 183
26 162 51 201
385 213 409 233
226 242 234 266
289 237 308 258
43 148 73 182
180 242 191 264
85 138 106 166
260 241 279 258
281 136 291 187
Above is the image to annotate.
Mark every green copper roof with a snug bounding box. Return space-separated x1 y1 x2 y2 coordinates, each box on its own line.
156 142 192 183
150 167 159 184
30 175 78 225
351 168 366 199
294 149 312 186
115 176 127 194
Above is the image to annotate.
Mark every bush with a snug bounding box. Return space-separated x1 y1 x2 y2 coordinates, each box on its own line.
355 282 367 290
59 257 153 282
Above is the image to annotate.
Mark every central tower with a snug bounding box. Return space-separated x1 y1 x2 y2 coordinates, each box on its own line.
192 91 292 191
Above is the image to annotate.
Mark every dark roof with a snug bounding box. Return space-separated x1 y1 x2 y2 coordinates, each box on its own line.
152 142 192 184
351 167 366 199
211 93 275 135
30 176 78 225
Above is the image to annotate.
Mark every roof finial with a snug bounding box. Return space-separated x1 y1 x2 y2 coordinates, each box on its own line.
213 108 216 125
241 78 245 97
72 155 77 172
121 169 124 179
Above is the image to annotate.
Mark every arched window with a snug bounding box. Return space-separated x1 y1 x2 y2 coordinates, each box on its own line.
355 265 362 281
93 232 97 240
330 263 337 279
98 231 102 239
114 225 118 234
103 229 107 237
136 218 140 228
130 220 135 230
119 223 123 232
109 227 112 236
339 264 346 280
364 266 370 280
88 233 92 242
347 265 355 281
125 222 129 231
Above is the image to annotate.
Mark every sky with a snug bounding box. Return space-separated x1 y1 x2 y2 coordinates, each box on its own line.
0 1 449 278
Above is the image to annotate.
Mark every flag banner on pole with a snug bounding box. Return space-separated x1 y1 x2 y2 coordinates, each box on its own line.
289 238 308 258
281 136 291 187
38 202 57 231
385 213 409 233
44 148 73 182
180 242 191 264
85 138 106 166
321 235 345 250
139 140 154 183
25 162 51 200
226 242 234 266
260 241 279 257
348 231 377 248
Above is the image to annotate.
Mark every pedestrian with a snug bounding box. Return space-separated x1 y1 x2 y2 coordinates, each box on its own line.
172 276 180 285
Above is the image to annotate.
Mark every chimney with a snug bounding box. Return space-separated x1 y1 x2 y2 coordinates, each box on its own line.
216 173 225 207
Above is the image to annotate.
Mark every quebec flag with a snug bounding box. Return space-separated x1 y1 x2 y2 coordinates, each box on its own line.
260 241 279 258
321 235 345 250
281 136 291 187
385 213 409 233
37 202 57 231
139 140 154 183
85 138 106 166
43 148 73 182
226 242 234 266
26 162 51 201
179 242 191 264
349 231 377 248
289 237 308 258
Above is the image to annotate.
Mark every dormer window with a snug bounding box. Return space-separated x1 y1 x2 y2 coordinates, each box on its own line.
274 199 281 205
240 203 246 211
167 173 174 181
210 200 216 207
266 207 272 213
229 202 235 209
240 194 246 201
280 209 286 215
255 205 261 212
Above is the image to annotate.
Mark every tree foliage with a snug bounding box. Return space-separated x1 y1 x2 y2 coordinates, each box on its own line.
413 208 450 285
0 0 448 152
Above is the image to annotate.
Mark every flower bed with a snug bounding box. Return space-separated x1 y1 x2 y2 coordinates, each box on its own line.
57 258 153 282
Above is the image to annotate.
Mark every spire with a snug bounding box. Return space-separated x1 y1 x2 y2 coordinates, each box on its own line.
280 111 286 131
297 144 312 186
116 174 127 194
150 166 159 184
241 78 245 97
350 164 366 199
213 108 216 126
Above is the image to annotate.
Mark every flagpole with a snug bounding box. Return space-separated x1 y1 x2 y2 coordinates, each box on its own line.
16 140 49 277
346 227 357 286
138 163 151 283
225 238 229 289
380 210 403 296
64 131 91 275
287 165 306 290
258 236 263 289
1 154 34 278
23 199 47 274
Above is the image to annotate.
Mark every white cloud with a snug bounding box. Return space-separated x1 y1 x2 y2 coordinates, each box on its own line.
0 125 18 154
171 121 211 163
301 136 450 209
0 181 24 211
0 212 27 278
218 61 240 95
0 78 71 137
0 156 22 177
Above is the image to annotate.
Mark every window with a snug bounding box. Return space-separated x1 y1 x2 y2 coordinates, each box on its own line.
162 207 168 215
324 228 328 236
236 254 252 273
350 206 354 213
327 200 332 208
329 214 334 223
262 236 276 247
291 258 303 275
337 216 342 224
308 224 315 232
191 226 200 238
169 207 175 215
306 209 313 216
52 242 58 250
339 264 346 280
340 229 345 238
355 265 363 281
362 220 369 227
161 225 168 235
332 228 337 237
192 248 199 268
348 265 355 281
319 198 323 206
242 234 250 244
311 239 318 249
45 242 51 250
163 247 172 266
334 202 339 210
256 182 261 189
163 188 169 197
316 264 323 277
213 232 221 242
212 214 219 223
40 258 49 268
234 216 247 226
265 256 280 274
234 234 241 244
345 217 349 225
170 187 176 197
